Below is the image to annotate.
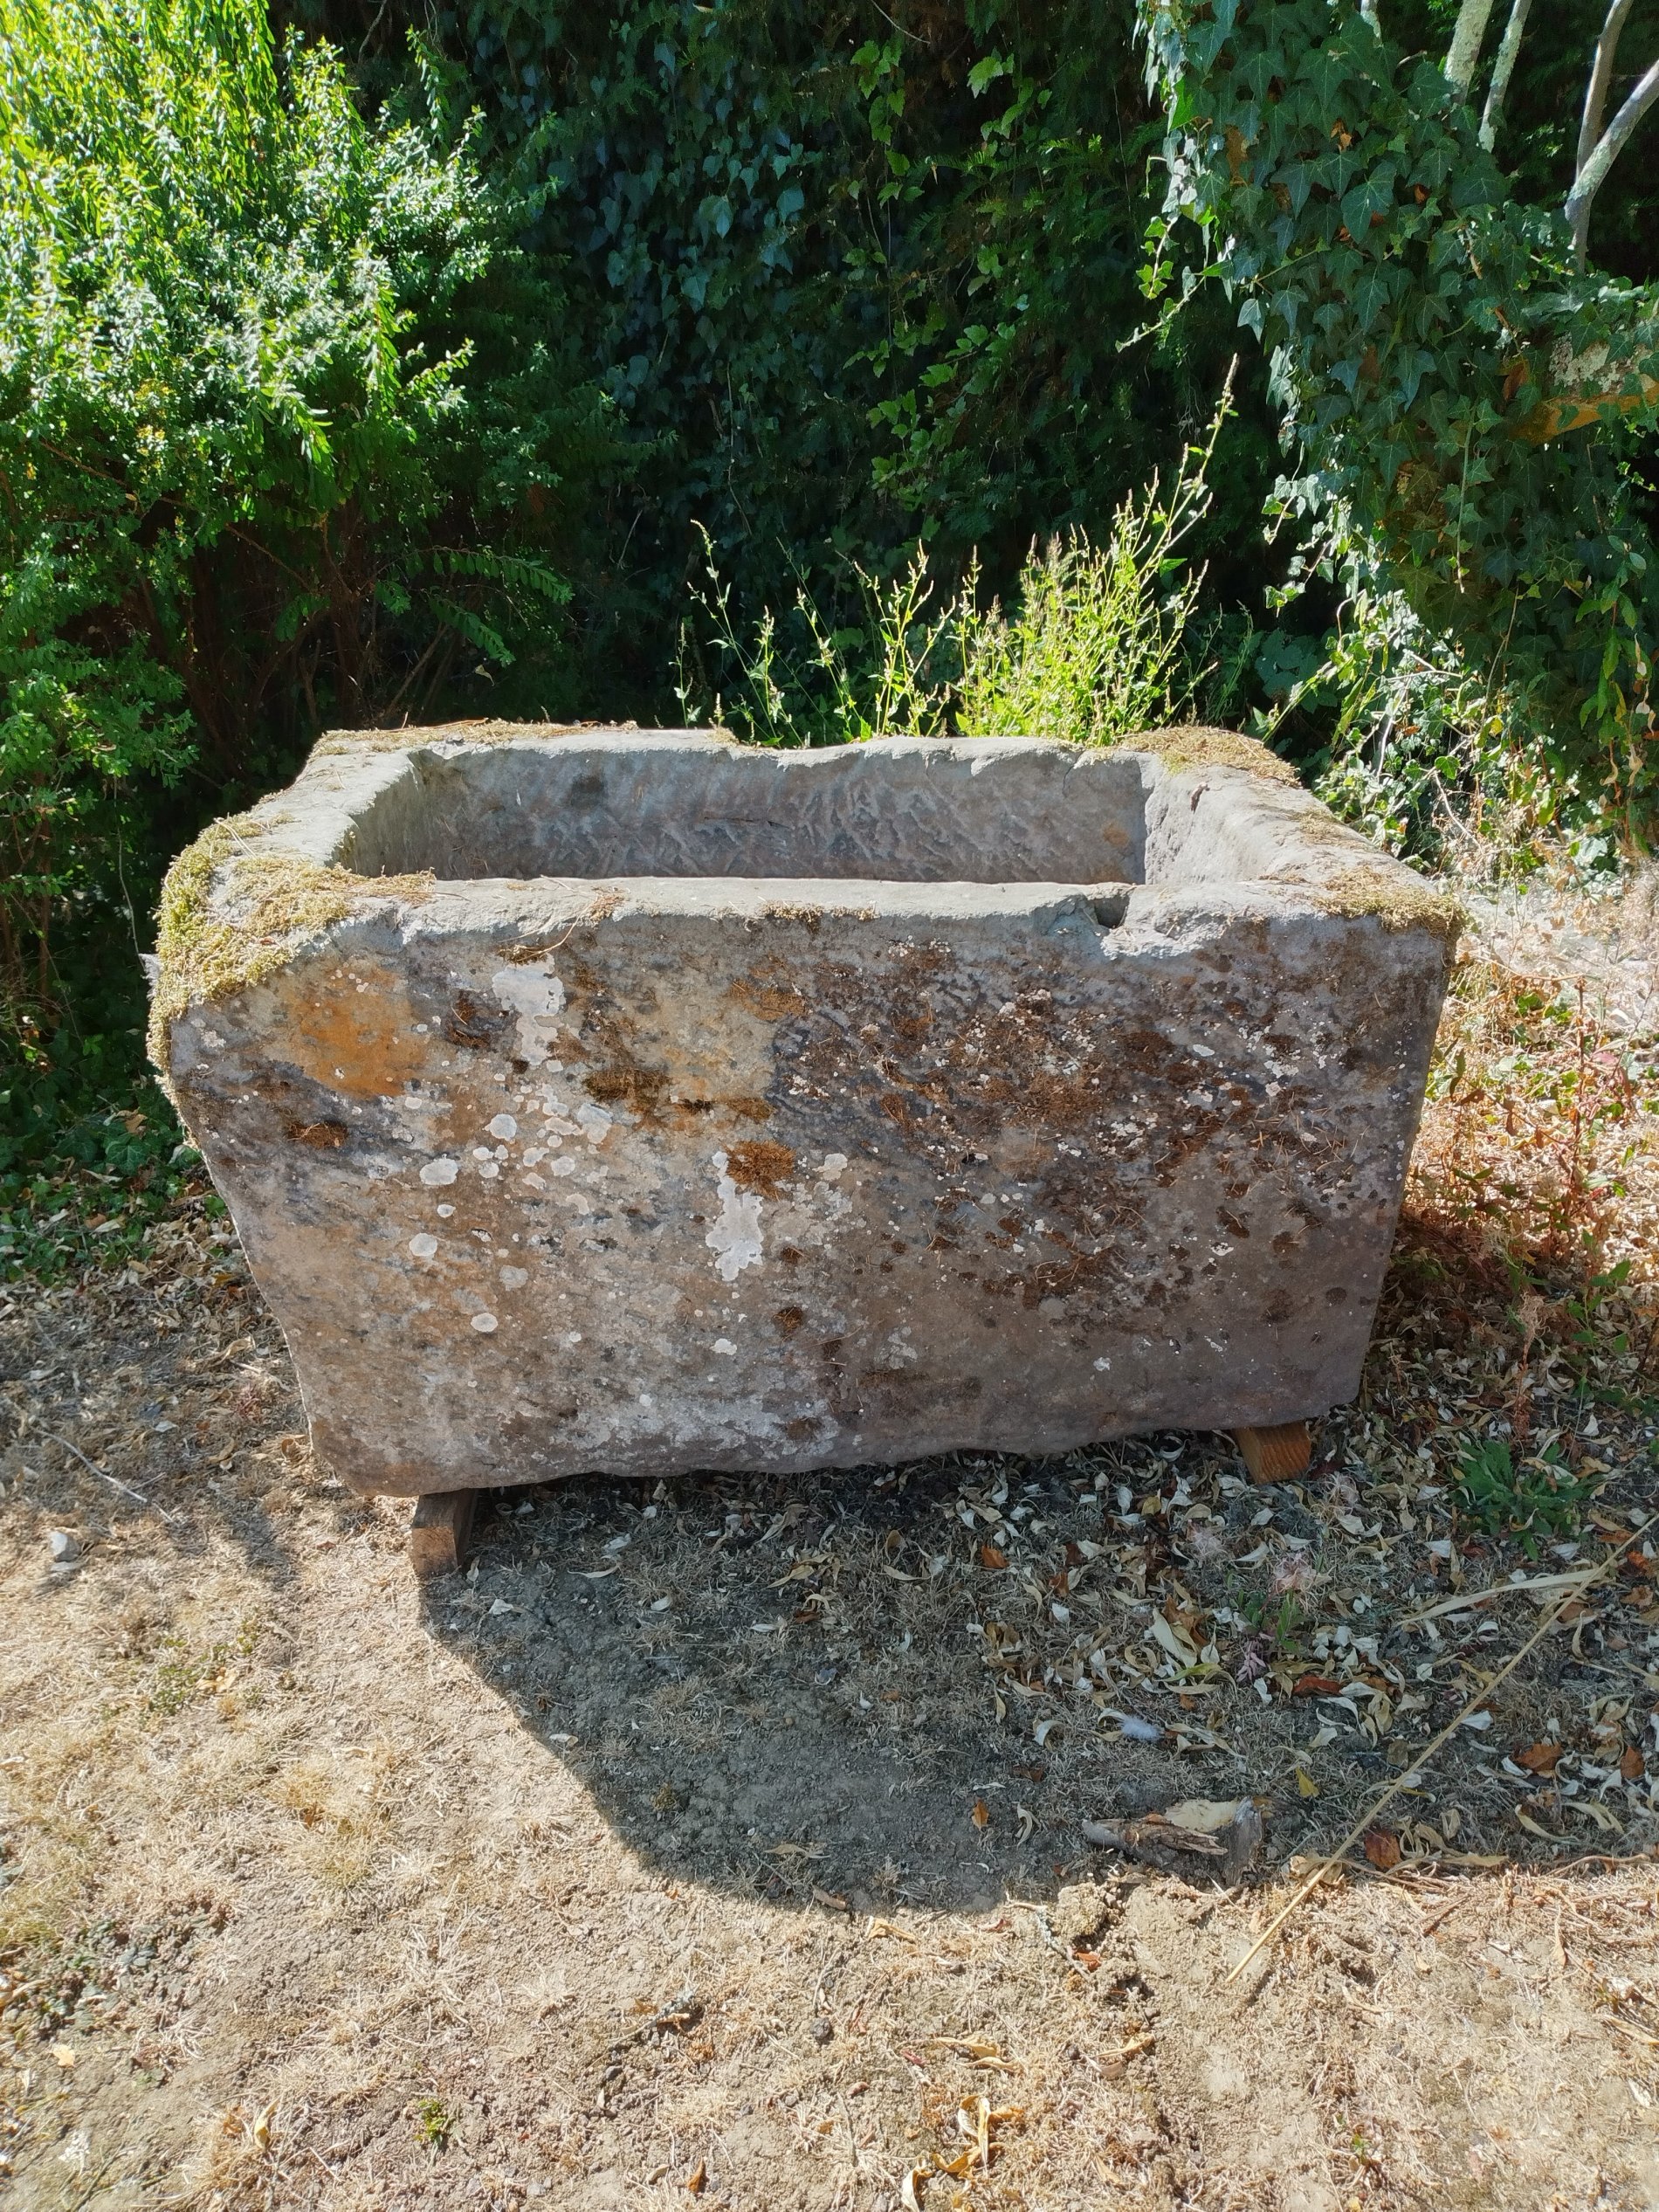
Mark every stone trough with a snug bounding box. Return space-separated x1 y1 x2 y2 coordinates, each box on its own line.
152 724 1456 1528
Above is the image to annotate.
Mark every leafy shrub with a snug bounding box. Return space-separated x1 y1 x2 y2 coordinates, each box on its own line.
1271 588 1588 870
0 0 604 1133
288 0 1282 693
1138 0 1659 828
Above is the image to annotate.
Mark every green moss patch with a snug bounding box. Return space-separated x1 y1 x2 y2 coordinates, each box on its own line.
148 822 433 1072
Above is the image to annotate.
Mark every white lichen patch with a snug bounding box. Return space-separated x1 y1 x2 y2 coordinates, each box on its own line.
575 1102 614 1145
419 1157 459 1187
409 1234 438 1261
471 1312 499 1333
818 1152 849 1180
488 1113 518 1140
706 1151 765 1284
499 1265 529 1290
489 965 567 1065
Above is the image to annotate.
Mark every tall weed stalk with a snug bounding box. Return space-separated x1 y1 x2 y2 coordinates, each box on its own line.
678 377 1235 751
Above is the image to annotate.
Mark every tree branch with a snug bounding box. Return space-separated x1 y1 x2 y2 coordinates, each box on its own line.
1567 51 1659 266
1479 0 1532 148
1578 0 1638 181
1510 336 1659 441
1445 0 1499 96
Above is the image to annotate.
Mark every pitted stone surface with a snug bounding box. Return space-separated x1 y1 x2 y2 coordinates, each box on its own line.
158 728 1454 1495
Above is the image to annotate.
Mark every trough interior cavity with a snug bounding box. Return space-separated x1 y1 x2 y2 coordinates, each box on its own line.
344 737 1152 886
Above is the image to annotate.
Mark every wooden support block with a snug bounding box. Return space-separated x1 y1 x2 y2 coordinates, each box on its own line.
409 1489 477 1580
1233 1421 1313 1485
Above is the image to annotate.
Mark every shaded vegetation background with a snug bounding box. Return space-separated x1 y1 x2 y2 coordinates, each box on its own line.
5 0 1658 1258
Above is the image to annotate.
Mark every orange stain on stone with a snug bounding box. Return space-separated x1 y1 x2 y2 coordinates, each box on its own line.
281 964 430 1100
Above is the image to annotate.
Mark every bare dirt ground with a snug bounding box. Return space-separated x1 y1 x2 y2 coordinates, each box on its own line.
3 927 1659 2211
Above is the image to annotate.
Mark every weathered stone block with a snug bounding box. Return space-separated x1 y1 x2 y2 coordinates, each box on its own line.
153 726 1456 1496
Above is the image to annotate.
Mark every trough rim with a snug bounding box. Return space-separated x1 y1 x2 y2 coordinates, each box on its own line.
148 724 1463 1078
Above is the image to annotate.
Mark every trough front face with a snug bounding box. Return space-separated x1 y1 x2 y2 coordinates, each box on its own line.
156 727 1456 1496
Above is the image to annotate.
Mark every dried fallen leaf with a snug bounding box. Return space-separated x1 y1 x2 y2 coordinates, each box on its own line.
1292 1673 1344 1698
971 1798 991 1830
980 1544 1008 1570
51 2042 75 2069
928 2035 1017 2071
1514 1740 1563 1775
1363 1827 1402 1871
1621 1745 1646 1781
1102 2032 1155 2078
811 1886 849 1912
1515 1809 1563 1843
1295 1766 1320 1799
685 2158 706 2195
1150 1611 1198 1665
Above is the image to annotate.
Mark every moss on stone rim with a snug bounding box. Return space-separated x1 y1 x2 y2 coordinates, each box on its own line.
148 820 433 1074
1307 863 1466 938
1114 722 1303 785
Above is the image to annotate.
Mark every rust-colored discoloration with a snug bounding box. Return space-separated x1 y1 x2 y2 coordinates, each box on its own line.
729 961 808 1021
726 1140 796 1197
773 1306 806 1336
282 961 429 1101
585 1063 670 1116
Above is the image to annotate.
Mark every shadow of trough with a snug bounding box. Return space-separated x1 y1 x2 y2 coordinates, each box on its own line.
416 1438 1435 1914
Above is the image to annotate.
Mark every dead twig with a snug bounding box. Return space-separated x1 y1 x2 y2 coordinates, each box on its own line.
1226 1515 1653 1988
32 1420 178 1519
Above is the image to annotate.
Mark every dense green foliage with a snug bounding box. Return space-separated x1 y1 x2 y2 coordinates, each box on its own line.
289 0 1277 684
0 0 604 1163
1140 0 1659 820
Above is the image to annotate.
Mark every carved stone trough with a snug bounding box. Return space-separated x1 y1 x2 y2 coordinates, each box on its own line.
152 724 1456 1506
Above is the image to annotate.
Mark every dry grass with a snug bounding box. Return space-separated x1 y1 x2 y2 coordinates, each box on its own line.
2 926 1657 2209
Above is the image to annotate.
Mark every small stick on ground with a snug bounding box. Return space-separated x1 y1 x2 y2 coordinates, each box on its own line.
1233 1421 1312 1484
410 1490 478 1580
1225 1514 1653 1989
32 1421 178 1520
